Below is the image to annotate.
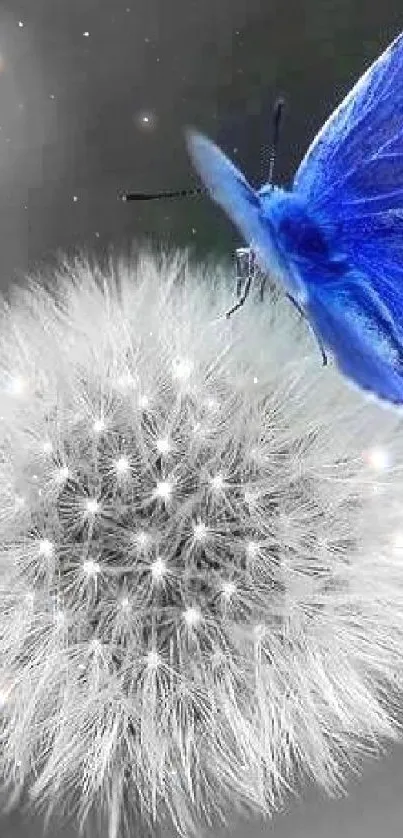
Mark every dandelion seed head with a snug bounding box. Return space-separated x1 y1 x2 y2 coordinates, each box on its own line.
1 246 403 838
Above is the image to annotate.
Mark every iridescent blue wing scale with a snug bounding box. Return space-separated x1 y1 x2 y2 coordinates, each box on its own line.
294 32 403 217
293 32 403 406
293 33 403 321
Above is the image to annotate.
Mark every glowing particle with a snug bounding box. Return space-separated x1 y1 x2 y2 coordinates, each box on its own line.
57 465 69 482
93 418 106 433
155 480 172 500
364 446 390 470
135 110 157 130
8 376 26 396
193 521 207 541
115 456 130 474
183 606 201 628
146 649 161 668
83 559 100 577
246 540 258 557
210 473 224 491
151 556 166 581
172 357 193 381
39 539 54 558
222 581 236 600
156 437 170 454
86 498 99 515
120 596 130 610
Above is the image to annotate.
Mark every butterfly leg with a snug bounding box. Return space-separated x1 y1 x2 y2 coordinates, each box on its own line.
286 293 328 367
259 273 267 302
224 271 254 319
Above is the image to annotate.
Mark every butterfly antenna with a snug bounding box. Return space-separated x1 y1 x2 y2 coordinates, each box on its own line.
266 96 285 186
119 187 206 201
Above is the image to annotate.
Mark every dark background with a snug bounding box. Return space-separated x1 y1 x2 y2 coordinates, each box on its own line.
0 0 402 288
1 1 403 835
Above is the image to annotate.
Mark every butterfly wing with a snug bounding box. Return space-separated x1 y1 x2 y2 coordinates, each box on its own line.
293 33 403 315
293 32 403 215
185 129 278 274
291 32 403 406
305 273 403 408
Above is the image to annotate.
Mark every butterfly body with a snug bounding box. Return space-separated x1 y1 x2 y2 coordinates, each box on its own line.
186 32 403 409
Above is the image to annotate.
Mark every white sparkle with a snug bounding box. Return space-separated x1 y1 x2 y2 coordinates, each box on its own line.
115 456 130 474
119 596 130 610
83 559 100 577
172 357 193 381
221 581 236 600
8 375 26 396
135 110 157 130
39 539 54 558
146 649 161 668
155 480 173 500
210 473 224 491
42 441 53 455
83 31 90 37
246 540 258 557
57 465 69 483
151 556 166 581
364 446 390 470
86 498 99 515
93 418 106 433
18 21 24 28
139 394 149 408
183 606 201 628
156 437 170 454
193 521 207 541
73 195 78 202
117 372 135 390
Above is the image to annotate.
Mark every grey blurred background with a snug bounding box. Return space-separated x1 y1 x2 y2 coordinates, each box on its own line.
1 0 403 835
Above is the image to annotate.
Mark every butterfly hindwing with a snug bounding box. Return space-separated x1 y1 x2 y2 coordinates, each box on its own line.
306 272 403 407
291 31 403 405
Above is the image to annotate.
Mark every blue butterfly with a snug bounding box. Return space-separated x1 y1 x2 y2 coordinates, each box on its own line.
185 32 403 410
